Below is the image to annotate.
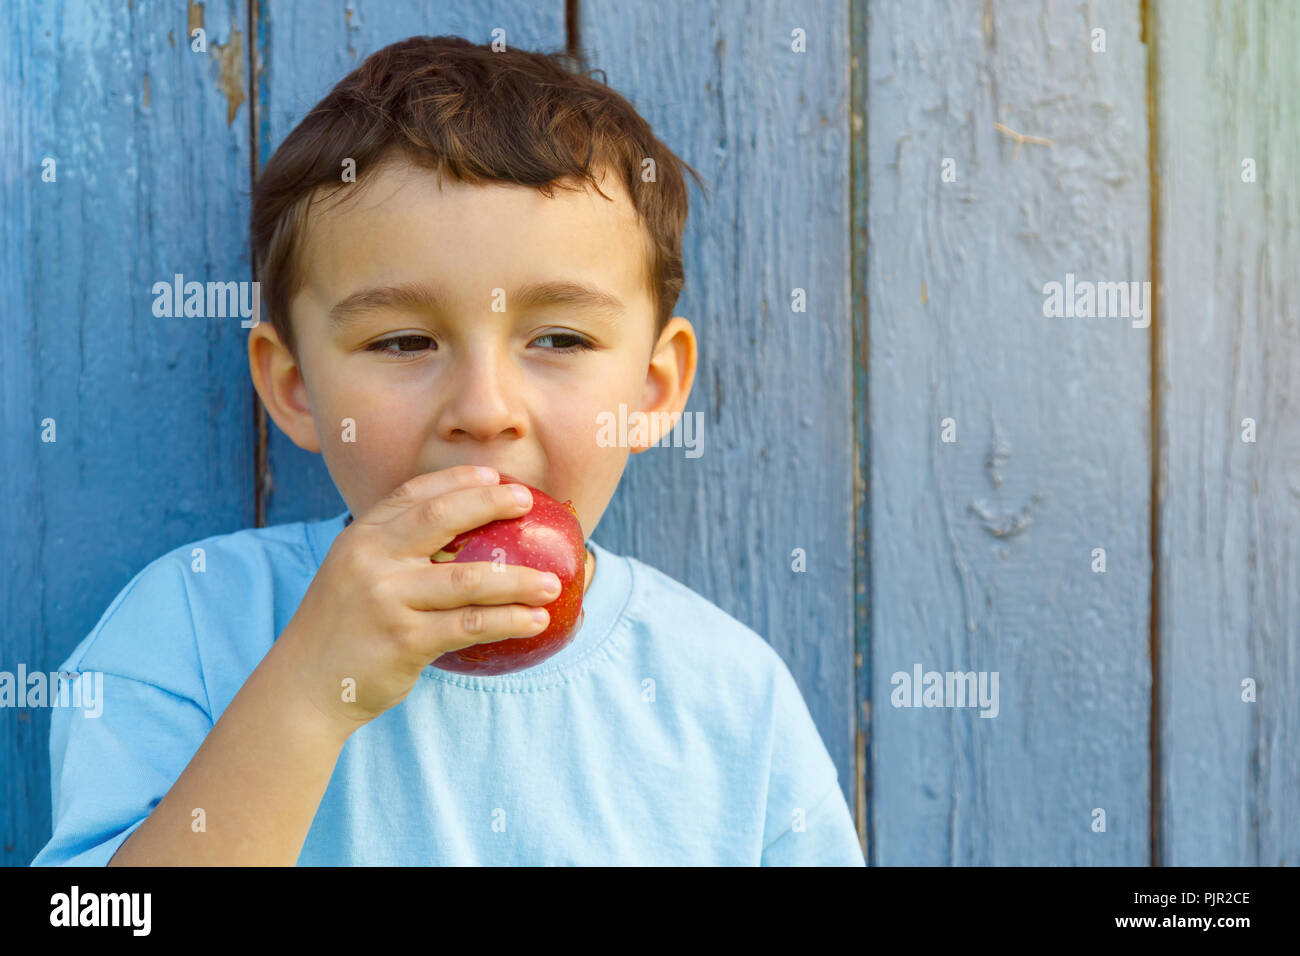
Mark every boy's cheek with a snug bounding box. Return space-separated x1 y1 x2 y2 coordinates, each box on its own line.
315 403 417 491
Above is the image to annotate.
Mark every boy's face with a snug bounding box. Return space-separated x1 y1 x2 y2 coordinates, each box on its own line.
249 158 696 545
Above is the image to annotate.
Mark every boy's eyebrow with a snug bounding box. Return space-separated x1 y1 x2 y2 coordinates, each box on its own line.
328 279 626 328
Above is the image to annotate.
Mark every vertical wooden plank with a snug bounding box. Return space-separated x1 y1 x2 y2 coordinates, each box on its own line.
255 1 567 526
850 0 873 860
1154 0 1300 866
867 0 1152 863
1 0 254 864
580 0 857 814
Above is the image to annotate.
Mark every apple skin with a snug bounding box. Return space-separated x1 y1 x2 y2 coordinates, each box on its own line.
429 473 586 676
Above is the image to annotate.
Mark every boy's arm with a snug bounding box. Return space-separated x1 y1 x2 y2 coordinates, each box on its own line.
29 548 356 868
33 469 542 867
108 628 353 866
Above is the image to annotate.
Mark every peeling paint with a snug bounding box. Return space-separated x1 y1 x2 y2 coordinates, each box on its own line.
993 121 1053 162
212 18 246 127
188 0 203 35
345 4 360 59
143 72 150 108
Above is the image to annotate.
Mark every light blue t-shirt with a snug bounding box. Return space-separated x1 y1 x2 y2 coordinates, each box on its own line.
31 511 864 866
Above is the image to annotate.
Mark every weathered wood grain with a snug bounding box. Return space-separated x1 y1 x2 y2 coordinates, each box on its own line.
866 0 1152 863
1154 0 1300 866
1 0 255 865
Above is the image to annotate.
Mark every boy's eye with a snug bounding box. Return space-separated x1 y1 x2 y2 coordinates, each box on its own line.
365 332 595 358
530 332 595 352
367 334 435 356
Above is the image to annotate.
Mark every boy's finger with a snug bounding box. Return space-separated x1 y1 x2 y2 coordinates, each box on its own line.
386 480 533 559
358 465 500 526
394 561 560 611
418 603 550 655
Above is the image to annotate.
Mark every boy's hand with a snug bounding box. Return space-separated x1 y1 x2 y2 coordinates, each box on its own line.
278 465 560 736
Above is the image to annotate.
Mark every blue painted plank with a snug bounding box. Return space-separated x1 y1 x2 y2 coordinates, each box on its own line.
1 0 255 864
579 0 857 839
255 1 568 526
866 0 1152 863
1154 0 1300 866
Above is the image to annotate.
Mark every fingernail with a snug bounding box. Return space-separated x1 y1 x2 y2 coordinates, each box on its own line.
542 573 561 594
531 608 548 625
476 466 497 482
512 485 532 507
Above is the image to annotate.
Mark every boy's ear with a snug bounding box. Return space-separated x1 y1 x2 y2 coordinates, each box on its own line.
248 320 322 453
631 316 697 454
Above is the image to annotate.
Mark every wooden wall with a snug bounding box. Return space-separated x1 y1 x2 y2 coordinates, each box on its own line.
1154 0 1299 866
2 0 1294 866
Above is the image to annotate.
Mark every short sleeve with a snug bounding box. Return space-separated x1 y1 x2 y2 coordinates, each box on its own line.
759 650 866 866
30 557 215 867
30 672 214 866
761 780 865 866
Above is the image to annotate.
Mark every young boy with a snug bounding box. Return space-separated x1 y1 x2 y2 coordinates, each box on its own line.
32 35 864 866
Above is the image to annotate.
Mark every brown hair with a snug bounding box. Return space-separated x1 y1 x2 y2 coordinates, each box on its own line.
250 35 707 361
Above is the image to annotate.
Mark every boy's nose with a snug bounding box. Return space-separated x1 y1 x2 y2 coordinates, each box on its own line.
437 348 525 442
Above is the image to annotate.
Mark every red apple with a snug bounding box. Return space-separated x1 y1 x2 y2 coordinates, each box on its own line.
429 473 586 675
